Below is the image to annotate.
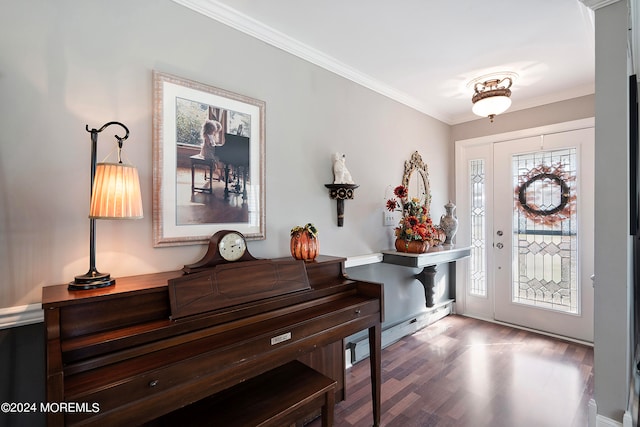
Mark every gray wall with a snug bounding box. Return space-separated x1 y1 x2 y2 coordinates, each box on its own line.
592 1 632 421
451 94 595 142
0 2 452 424
0 0 451 309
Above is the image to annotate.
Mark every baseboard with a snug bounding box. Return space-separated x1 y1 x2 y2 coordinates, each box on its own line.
346 300 453 365
589 398 629 427
0 303 43 330
599 414 624 427
623 410 633 427
461 313 593 347
345 253 383 268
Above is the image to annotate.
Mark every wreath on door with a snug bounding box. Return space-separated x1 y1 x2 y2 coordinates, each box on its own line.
514 163 576 226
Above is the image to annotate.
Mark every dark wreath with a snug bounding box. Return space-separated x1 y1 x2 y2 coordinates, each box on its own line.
518 173 570 216
514 163 576 225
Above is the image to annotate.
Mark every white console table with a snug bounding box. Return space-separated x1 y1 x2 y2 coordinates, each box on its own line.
381 246 471 307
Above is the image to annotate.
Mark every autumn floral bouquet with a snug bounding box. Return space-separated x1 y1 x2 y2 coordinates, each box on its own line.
386 185 438 245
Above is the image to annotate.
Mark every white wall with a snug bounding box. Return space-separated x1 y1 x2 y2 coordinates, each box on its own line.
0 0 451 309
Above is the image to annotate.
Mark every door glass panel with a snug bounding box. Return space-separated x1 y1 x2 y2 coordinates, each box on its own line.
470 159 487 297
511 148 578 314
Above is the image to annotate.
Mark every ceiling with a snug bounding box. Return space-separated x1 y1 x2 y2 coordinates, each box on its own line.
174 0 596 125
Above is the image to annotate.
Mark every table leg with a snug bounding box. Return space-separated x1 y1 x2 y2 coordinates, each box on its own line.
191 164 196 193
368 323 381 427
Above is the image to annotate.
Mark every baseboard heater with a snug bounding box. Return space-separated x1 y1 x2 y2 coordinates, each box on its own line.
346 299 453 365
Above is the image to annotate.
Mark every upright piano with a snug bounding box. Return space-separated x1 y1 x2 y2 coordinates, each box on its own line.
42 256 383 426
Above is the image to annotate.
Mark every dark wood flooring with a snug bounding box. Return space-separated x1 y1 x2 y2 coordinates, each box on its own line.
307 315 593 427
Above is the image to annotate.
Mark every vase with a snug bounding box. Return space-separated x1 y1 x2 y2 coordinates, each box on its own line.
395 239 429 254
290 230 319 261
439 201 459 245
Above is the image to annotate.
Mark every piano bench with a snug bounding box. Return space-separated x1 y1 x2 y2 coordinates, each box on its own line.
147 360 336 427
190 155 217 194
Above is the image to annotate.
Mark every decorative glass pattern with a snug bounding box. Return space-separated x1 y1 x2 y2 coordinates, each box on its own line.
511 148 578 313
470 159 486 296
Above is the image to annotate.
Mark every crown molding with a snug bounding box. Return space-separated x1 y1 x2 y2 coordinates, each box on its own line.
171 0 452 123
578 0 622 11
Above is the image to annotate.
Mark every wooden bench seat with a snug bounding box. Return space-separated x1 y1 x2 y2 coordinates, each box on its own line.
146 360 336 427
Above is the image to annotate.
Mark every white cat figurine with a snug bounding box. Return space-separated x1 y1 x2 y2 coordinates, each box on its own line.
332 152 355 184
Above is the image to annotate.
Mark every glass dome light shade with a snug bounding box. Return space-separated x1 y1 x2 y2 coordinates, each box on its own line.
472 94 512 118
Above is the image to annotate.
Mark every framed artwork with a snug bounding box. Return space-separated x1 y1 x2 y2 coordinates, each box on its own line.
152 71 265 247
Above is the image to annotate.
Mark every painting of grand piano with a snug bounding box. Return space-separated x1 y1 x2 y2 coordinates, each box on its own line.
152 71 265 246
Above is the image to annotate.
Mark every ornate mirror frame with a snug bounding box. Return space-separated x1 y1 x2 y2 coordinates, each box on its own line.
401 151 431 214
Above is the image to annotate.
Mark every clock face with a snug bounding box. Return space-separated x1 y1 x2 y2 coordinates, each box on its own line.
218 232 247 261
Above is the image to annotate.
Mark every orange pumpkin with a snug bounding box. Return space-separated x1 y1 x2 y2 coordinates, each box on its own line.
290 230 319 261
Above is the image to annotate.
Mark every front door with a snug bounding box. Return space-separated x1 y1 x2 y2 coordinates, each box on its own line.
493 128 594 341
456 124 594 342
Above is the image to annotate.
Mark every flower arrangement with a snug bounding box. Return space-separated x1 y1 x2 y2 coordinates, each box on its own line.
386 185 439 244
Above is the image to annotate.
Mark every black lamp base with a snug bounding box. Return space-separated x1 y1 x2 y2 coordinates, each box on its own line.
69 272 116 290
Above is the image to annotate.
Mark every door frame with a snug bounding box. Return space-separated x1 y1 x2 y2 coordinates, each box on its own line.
454 118 594 336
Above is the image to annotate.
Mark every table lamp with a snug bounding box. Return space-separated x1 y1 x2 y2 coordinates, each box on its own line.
69 121 143 290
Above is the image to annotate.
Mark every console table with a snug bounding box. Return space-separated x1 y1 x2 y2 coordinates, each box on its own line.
382 246 471 307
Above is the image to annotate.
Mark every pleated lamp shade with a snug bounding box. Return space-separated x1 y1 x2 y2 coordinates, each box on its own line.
89 162 143 219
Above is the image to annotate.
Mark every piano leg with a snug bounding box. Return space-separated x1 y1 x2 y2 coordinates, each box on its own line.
241 167 248 202
224 164 230 200
368 323 381 427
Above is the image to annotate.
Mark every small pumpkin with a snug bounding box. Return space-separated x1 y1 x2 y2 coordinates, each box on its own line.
290 223 319 261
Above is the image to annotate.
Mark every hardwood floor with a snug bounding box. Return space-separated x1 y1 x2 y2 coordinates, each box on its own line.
307 315 593 427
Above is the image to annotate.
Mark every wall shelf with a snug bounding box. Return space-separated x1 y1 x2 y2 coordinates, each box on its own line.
381 246 471 268
382 246 471 307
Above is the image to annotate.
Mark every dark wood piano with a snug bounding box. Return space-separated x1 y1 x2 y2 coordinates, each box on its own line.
42 256 383 426
217 133 249 201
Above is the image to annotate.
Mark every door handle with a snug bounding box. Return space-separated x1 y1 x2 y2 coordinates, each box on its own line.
496 243 504 249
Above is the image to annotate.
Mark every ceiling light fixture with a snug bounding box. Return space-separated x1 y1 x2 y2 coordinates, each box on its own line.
470 73 517 122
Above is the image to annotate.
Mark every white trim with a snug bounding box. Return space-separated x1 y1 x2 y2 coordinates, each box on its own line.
597 414 624 427
590 398 598 427
0 254 383 330
454 117 595 147
579 0 622 11
170 0 450 124
589 398 626 427
0 303 43 329
345 253 383 268
462 313 593 347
